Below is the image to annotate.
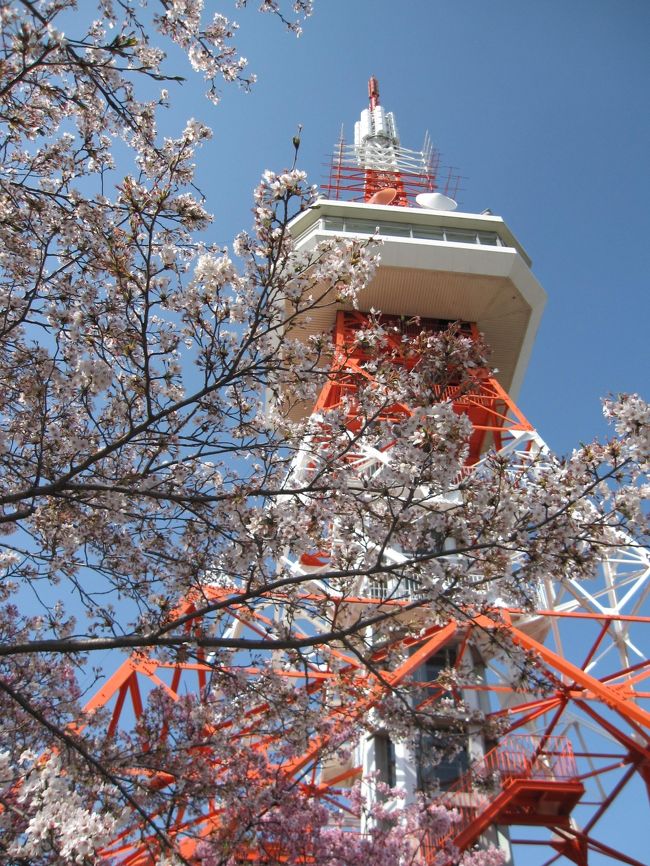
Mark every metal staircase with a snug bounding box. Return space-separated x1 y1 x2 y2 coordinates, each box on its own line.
424 735 584 861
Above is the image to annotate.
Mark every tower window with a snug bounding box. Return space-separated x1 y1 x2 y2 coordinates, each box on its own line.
412 646 469 791
412 227 445 240
444 228 478 244
317 216 505 248
344 218 375 234
374 222 411 237
417 730 469 791
414 646 458 689
374 732 396 788
322 216 344 231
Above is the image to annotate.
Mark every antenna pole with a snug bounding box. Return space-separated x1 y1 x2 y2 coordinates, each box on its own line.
368 75 380 110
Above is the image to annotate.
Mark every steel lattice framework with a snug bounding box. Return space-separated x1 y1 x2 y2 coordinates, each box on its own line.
83 80 650 866
87 311 650 866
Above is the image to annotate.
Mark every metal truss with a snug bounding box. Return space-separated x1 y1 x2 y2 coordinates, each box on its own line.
83 312 649 866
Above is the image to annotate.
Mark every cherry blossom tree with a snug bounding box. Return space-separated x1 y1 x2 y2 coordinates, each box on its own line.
0 1 648 864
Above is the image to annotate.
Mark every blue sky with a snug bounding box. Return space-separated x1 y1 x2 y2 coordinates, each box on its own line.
160 4 650 863
166 0 649 458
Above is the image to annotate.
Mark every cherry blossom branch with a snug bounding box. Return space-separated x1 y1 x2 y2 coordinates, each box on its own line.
0 676 192 866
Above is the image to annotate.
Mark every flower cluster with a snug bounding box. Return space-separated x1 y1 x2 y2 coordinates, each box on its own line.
0 751 119 864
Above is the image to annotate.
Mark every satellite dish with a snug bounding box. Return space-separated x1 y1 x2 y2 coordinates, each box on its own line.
368 187 397 205
416 192 458 211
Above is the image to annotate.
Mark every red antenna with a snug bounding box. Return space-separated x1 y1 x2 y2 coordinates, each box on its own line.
368 75 380 110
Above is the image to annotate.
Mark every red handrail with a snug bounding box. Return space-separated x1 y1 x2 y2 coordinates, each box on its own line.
423 734 579 856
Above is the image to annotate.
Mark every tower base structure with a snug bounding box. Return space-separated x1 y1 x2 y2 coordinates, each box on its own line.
89 302 650 866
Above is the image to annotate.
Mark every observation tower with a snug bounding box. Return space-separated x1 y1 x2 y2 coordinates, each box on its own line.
86 79 650 865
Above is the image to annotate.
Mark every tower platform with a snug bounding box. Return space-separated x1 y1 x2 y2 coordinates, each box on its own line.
289 198 546 401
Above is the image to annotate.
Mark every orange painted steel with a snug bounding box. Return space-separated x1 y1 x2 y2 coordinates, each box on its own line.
313 311 534 465
322 156 441 209
82 311 649 865
363 168 409 207
478 614 650 732
423 734 584 862
86 605 650 862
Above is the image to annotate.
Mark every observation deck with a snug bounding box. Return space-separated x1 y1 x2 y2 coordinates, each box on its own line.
289 198 546 400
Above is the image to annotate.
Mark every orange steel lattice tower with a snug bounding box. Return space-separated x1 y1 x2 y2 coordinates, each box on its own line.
86 80 650 865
